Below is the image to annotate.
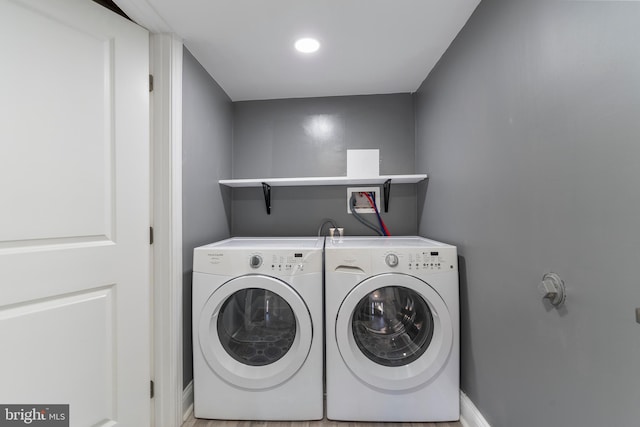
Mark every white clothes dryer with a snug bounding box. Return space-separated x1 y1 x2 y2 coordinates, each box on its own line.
325 236 459 422
192 237 324 420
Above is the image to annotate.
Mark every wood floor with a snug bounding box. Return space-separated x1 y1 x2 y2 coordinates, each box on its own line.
182 412 463 427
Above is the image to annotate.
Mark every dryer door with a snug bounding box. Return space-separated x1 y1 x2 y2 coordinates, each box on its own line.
198 274 313 390
335 273 453 390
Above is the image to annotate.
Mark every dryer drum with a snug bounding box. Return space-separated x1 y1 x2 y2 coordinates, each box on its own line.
352 286 434 367
217 288 296 366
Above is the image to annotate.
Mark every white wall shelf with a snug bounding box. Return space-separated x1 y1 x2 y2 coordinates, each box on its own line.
218 174 427 214
218 174 427 188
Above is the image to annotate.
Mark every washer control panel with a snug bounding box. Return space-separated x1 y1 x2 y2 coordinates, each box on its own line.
382 250 455 272
324 237 458 275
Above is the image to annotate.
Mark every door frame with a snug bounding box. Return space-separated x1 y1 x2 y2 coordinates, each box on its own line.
150 33 184 427
111 4 186 424
112 2 187 422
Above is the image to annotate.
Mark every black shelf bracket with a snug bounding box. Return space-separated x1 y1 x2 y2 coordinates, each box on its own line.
261 182 271 214
383 179 391 212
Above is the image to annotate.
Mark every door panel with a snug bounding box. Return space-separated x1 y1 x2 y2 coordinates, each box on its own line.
0 287 116 425
0 0 114 244
0 0 150 425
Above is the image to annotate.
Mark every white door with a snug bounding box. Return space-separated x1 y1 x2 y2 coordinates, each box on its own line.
0 0 150 425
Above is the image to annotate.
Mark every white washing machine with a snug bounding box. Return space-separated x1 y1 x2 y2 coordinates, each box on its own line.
192 237 324 420
325 236 459 422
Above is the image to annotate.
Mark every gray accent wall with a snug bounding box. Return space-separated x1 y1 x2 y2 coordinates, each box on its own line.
182 47 233 387
231 94 419 237
415 2 640 426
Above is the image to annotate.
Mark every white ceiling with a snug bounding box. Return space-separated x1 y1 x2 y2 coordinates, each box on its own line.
114 0 480 101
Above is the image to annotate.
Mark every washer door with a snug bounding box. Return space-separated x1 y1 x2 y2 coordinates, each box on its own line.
198 274 313 390
335 273 453 391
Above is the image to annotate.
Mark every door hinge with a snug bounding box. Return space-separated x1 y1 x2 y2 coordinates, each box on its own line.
149 74 154 92
149 226 154 245
150 380 154 398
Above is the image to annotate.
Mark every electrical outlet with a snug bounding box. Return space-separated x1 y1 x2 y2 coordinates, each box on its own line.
347 187 381 214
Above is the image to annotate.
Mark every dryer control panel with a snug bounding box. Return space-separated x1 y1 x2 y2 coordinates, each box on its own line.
264 252 315 274
194 249 323 276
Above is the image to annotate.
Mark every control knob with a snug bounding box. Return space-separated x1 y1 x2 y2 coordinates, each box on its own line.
385 253 399 267
249 255 262 269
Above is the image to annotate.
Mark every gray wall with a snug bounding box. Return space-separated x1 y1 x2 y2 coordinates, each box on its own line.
415 2 640 426
231 94 419 237
182 47 233 387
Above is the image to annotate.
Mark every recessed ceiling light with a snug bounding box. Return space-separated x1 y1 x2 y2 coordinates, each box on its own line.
295 38 320 53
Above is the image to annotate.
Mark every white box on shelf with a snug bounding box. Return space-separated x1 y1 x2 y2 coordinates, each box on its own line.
347 149 379 178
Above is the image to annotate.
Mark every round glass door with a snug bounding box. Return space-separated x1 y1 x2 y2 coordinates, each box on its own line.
335 273 453 391
352 286 434 367
198 275 313 390
217 288 296 366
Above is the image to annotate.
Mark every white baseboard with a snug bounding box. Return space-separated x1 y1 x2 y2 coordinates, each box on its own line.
460 391 491 427
183 380 194 422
